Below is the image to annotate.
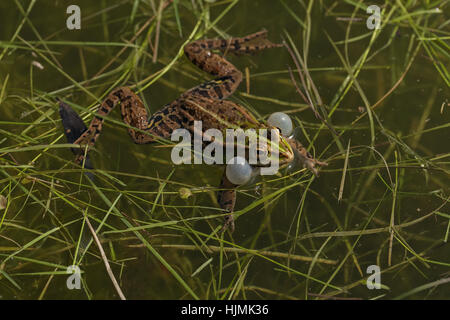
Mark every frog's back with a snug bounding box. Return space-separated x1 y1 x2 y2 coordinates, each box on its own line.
149 96 261 137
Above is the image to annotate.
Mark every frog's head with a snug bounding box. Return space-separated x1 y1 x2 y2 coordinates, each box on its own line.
262 111 296 170
265 112 328 176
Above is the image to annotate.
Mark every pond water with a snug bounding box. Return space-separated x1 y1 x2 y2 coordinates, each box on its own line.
0 0 449 300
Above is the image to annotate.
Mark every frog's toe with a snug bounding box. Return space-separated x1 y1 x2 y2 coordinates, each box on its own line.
306 159 328 177
317 160 328 166
305 161 319 177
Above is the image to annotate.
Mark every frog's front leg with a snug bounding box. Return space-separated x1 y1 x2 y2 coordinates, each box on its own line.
217 170 238 233
286 138 328 176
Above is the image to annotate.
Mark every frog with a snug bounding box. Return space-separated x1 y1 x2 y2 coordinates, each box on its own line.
58 30 327 233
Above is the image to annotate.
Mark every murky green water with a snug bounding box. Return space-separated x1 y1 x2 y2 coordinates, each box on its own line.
0 1 449 300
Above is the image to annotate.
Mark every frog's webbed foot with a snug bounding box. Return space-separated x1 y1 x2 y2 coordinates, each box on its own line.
287 138 328 177
217 171 238 233
58 99 95 178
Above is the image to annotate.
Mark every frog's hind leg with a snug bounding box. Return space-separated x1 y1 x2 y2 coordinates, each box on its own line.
204 29 283 55
61 87 167 164
217 171 238 233
183 30 281 101
58 99 94 175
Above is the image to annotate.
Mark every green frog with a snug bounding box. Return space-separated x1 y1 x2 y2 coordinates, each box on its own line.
58 30 327 232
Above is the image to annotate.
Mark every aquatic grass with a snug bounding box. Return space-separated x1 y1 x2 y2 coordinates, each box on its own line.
0 0 449 300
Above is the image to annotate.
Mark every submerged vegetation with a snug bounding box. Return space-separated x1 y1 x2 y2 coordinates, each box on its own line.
0 0 449 299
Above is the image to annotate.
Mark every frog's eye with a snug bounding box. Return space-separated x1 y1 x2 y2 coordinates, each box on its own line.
226 156 253 185
267 112 293 136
